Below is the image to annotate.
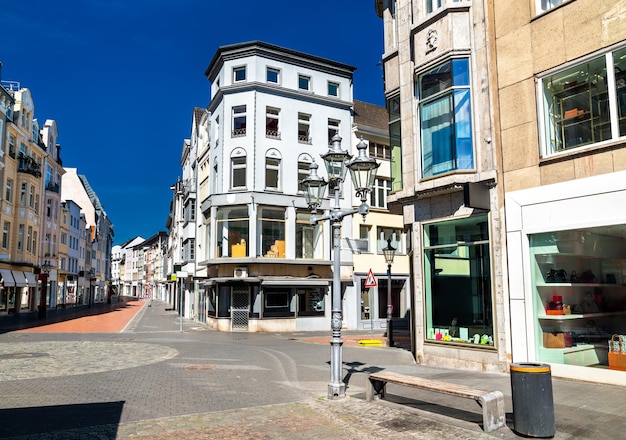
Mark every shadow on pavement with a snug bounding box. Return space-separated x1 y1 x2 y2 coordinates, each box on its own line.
0 401 124 438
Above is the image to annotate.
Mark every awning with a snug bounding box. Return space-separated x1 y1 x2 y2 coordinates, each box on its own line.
261 277 331 287
24 272 37 286
0 269 15 287
12 271 28 287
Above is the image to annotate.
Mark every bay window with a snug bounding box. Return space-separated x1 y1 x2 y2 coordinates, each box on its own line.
418 58 474 177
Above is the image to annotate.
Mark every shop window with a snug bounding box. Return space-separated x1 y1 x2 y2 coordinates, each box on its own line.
423 216 493 346
216 205 249 258
296 210 323 259
388 94 403 192
418 58 474 177
530 226 626 368
258 206 285 258
540 46 626 155
297 288 325 316
263 289 294 317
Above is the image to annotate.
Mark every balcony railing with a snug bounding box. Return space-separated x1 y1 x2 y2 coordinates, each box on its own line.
266 129 281 139
46 182 60 193
232 127 246 137
298 135 312 144
17 153 42 178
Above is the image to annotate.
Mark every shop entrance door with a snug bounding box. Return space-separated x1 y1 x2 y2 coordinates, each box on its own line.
231 286 250 332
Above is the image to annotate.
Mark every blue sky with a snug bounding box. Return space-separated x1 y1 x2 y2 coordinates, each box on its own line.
1 1 385 244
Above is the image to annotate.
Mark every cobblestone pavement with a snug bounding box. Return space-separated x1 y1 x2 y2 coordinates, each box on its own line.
0 301 625 439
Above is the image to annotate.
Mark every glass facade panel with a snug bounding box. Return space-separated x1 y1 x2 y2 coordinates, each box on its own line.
216 206 249 258
258 207 285 258
296 210 323 259
530 226 626 368
423 216 493 346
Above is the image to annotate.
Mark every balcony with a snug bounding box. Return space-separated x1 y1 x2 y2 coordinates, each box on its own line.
298 135 312 144
17 153 42 178
266 129 281 140
232 127 246 137
46 182 60 193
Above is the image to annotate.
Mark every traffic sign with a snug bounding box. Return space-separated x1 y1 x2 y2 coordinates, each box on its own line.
364 268 377 287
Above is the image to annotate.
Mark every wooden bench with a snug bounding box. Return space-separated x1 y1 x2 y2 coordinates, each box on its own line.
366 371 506 433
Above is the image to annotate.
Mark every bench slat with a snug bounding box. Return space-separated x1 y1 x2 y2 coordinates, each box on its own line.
369 371 486 400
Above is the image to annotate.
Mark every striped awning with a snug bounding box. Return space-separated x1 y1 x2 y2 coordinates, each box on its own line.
0 269 15 287
12 271 28 287
24 271 37 286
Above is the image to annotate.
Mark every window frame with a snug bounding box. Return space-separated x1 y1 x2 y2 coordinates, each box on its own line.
328 81 339 97
233 66 246 83
298 113 312 144
230 152 247 190
538 46 626 157
266 67 280 84
258 206 286 258
328 118 340 144
232 105 247 137
298 74 311 91
265 107 280 139
2 222 9 249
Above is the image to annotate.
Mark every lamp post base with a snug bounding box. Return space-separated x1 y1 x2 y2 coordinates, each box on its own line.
328 382 346 400
386 318 394 347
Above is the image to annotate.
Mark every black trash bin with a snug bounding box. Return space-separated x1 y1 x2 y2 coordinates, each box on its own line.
510 362 555 438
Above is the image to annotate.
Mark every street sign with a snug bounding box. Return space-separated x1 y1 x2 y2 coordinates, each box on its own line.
364 268 377 287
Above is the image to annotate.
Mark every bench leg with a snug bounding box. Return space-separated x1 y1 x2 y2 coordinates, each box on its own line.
478 391 506 433
365 376 386 401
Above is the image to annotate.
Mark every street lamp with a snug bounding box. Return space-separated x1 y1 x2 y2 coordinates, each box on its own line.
38 259 53 319
301 135 379 399
382 237 396 347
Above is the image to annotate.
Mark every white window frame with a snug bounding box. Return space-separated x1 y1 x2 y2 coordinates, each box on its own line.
266 67 280 84
536 0 568 14
233 66 246 83
265 150 281 191
328 81 339 97
232 105 246 137
298 113 312 144
231 151 247 189
265 107 280 139
328 118 340 144
298 74 311 91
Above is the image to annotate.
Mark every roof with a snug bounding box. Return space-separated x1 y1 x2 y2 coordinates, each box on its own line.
353 100 388 131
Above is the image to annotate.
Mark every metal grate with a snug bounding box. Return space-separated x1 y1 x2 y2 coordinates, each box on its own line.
231 286 249 331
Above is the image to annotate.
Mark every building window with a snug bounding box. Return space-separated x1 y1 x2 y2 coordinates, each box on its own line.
328 81 339 97
540 46 626 155
8 135 15 158
5 179 12 203
265 107 280 139
370 178 391 209
359 224 371 253
47 199 52 217
265 152 281 190
183 238 195 261
233 66 246 82
29 185 34 208
426 0 461 14
231 153 246 189
20 183 26 206
217 206 249 258
297 155 312 192
232 105 246 137
369 142 391 160
266 67 280 83
2 222 9 249
17 224 24 251
418 58 474 177
258 206 285 258
298 74 311 91
297 288 325 316
537 0 568 13
296 210 323 259
26 226 32 253
377 227 403 254
263 289 294 317
423 216 493 346
298 113 311 144
328 118 340 144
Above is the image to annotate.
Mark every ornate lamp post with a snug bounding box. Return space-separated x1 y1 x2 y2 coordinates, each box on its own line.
382 237 396 347
38 259 53 319
301 135 379 399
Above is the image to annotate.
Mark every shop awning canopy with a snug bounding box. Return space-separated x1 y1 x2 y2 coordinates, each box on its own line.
0 269 15 287
261 277 331 287
12 271 28 287
24 272 36 286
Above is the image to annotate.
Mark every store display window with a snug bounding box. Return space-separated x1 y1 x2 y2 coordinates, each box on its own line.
423 215 493 346
530 226 626 369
